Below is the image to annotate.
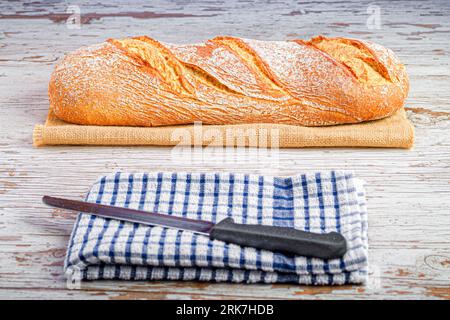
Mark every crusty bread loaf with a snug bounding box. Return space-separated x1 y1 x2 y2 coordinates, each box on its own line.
49 35 409 127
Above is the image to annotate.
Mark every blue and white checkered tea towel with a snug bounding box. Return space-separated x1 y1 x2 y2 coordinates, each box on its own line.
64 171 368 285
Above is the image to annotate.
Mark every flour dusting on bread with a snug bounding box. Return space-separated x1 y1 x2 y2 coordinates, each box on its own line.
49 35 409 127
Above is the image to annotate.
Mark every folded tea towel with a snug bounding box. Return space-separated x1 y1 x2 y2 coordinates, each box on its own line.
64 171 368 285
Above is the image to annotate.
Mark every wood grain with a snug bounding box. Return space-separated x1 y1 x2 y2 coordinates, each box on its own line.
0 0 449 300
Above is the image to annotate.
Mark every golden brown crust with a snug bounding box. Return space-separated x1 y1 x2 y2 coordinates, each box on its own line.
49 35 409 127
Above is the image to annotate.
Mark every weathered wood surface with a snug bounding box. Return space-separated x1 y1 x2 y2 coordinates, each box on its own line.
0 0 449 300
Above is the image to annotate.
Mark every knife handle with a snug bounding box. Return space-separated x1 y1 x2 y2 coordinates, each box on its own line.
209 218 347 259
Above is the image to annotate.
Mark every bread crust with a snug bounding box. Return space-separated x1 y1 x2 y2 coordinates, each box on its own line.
49 35 409 127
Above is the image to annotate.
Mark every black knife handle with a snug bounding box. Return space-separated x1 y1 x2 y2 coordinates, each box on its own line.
209 218 347 259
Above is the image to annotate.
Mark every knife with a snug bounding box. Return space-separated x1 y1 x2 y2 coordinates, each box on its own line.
43 195 347 259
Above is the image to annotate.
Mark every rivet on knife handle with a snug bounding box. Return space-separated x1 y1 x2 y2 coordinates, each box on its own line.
209 218 347 259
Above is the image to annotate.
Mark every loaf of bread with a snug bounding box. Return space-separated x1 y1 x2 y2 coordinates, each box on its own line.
49 35 409 127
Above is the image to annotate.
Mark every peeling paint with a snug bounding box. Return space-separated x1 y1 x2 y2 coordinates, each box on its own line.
405 107 450 119
396 269 413 277
0 11 218 24
425 287 450 299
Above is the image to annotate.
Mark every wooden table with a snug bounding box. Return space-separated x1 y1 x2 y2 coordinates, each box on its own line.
1 0 449 300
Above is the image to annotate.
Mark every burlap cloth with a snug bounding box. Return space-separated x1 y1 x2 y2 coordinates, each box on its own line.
33 108 414 148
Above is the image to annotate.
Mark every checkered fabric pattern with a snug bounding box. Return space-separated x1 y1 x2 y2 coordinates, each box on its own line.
64 171 368 285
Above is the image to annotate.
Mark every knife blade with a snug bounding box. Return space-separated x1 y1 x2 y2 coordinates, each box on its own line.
43 195 347 259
